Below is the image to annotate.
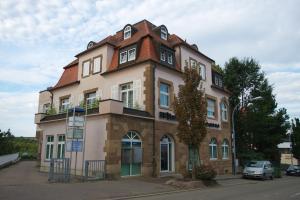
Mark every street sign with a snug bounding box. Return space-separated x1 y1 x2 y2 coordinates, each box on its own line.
66 128 83 139
66 140 83 152
68 116 84 127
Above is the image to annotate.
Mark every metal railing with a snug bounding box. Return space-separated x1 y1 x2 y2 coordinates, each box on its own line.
84 160 105 180
48 158 71 183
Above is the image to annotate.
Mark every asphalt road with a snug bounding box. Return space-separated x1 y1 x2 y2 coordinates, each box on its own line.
134 176 300 200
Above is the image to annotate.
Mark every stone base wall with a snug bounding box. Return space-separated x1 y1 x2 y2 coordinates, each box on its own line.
104 114 154 178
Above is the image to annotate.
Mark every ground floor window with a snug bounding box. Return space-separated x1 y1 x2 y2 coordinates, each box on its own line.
222 139 229 159
46 135 54 160
209 138 217 160
57 135 65 159
160 135 174 172
121 131 142 176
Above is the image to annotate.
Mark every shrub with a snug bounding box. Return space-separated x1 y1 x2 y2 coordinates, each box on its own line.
195 165 217 180
273 167 282 178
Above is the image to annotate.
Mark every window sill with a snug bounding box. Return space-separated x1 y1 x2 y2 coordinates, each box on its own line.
210 158 218 161
222 158 229 160
207 116 216 120
159 105 170 110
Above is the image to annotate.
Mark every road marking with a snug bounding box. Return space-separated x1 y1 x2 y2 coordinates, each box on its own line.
290 192 300 198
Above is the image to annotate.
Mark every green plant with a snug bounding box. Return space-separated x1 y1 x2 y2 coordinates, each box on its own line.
195 165 217 180
46 107 57 115
134 101 141 110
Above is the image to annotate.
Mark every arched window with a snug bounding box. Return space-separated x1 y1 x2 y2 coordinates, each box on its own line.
221 102 228 121
222 139 229 159
124 25 131 39
121 131 142 176
161 26 168 40
209 138 217 160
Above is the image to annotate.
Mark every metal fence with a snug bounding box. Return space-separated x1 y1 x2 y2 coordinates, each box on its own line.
84 160 105 180
48 158 71 183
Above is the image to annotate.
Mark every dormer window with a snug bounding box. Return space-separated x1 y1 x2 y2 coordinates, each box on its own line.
124 26 131 40
119 44 137 64
161 26 168 40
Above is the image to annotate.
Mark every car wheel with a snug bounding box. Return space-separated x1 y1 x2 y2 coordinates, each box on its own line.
270 174 274 180
262 173 266 181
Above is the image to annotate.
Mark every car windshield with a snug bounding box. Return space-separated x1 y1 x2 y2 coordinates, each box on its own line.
289 165 300 170
247 161 264 168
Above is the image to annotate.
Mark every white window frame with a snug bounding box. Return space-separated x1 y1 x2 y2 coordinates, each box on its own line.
221 102 228 122
160 51 166 61
167 53 173 64
46 135 54 160
86 92 96 107
120 51 127 64
222 139 229 159
160 83 170 108
60 97 70 113
207 99 216 119
209 138 218 160
128 48 136 61
124 26 131 40
121 82 133 108
93 56 102 73
200 64 206 80
161 27 167 40
82 60 90 77
57 135 65 159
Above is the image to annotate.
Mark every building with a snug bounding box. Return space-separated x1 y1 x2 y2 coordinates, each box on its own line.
278 142 299 165
35 20 232 178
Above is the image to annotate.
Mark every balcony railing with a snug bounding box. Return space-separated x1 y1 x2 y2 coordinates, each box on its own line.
35 99 152 123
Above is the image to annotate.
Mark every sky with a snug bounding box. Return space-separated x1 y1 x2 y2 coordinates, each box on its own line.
0 0 299 137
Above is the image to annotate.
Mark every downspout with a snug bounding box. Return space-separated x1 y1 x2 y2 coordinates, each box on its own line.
47 87 54 109
152 64 156 177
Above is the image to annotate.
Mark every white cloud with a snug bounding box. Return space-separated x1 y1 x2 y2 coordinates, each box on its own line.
0 0 300 136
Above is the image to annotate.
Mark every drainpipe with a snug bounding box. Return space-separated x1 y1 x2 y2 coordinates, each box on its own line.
47 87 54 109
152 64 156 177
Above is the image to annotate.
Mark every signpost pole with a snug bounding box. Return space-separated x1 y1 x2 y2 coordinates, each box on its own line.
81 101 88 177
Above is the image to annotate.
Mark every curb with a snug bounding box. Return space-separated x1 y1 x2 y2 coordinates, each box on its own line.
103 188 204 200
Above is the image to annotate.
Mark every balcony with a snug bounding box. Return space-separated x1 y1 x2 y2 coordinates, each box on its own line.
35 99 152 123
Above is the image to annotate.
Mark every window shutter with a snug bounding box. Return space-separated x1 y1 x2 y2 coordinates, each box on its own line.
111 85 119 100
133 79 141 108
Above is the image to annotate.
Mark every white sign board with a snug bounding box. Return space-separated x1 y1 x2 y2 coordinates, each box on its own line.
68 116 84 127
66 128 83 139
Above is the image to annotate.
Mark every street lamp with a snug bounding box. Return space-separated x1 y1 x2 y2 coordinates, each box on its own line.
232 96 263 175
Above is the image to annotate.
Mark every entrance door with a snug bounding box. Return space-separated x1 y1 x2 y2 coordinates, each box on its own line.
121 131 142 176
160 135 173 172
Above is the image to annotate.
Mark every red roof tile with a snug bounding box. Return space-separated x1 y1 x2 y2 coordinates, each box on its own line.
51 63 79 90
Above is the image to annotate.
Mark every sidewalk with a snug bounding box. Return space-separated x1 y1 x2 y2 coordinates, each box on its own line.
215 174 242 181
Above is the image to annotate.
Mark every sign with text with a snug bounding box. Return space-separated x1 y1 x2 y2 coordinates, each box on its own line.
66 140 83 152
66 128 83 139
68 116 84 127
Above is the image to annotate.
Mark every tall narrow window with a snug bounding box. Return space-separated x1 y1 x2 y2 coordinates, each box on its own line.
85 92 96 108
207 99 216 118
57 135 65 159
222 139 229 159
121 83 133 108
93 56 102 73
124 26 131 39
46 135 54 160
128 48 136 61
167 53 173 64
160 50 166 61
82 60 90 77
209 138 217 160
221 102 228 121
161 26 168 40
120 51 127 64
60 97 70 113
160 83 170 108
200 64 206 80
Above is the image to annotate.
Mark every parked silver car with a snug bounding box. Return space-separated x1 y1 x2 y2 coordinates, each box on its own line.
242 160 274 180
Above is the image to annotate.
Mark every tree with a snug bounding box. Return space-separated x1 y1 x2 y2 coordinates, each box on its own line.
224 57 289 165
0 129 15 155
173 64 207 178
291 118 300 161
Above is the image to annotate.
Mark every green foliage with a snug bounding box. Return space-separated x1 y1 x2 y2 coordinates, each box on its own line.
174 64 207 178
224 57 290 165
46 107 57 115
273 167 282 178
291 118 300 160
79 98 100 109
134 101 141 110
195 165 217 180
0 129 38 158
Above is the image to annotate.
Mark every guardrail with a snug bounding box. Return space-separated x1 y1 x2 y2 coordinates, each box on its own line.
0 153 20 169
